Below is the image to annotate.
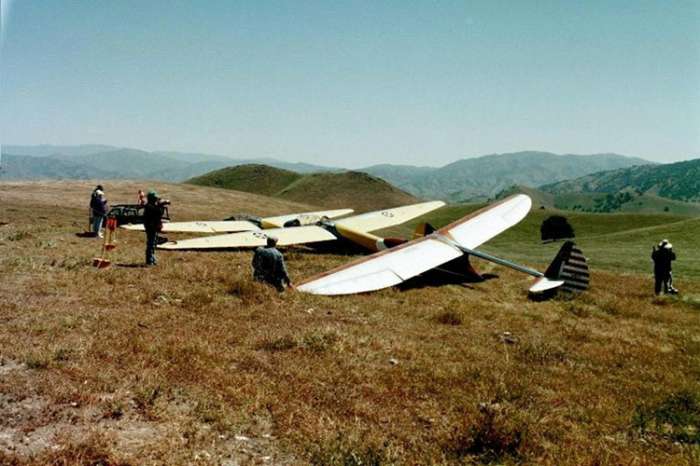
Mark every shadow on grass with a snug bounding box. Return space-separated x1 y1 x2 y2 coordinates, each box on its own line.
114 263 149 268
399 272 498 292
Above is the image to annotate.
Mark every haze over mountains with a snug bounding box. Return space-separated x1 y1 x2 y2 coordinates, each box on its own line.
362 152 650 201
1 145 656 200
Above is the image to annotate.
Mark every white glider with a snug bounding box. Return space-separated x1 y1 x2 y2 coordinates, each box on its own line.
297 194 568 295
157 201 446 251
121 208 354 233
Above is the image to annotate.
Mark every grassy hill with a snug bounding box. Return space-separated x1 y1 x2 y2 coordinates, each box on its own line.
188 164 303 197
542 158 700 202
494 184 700 215
1 181 699 464
188 164 418 211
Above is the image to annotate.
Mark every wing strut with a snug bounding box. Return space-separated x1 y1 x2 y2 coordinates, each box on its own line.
435 235 543 278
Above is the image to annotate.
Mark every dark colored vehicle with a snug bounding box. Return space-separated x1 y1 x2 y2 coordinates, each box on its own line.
107 204 171 227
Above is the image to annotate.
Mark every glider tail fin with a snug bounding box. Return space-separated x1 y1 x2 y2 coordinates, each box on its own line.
544 240 590 293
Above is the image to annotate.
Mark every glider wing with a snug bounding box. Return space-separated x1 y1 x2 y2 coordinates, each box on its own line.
298 195 534 295
261 208 354 228
121 220 259 233
334 201 445 233
122 209 353 233
158 225 337 250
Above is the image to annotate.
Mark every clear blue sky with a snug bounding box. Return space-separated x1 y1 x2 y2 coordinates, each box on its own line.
1 0 698 167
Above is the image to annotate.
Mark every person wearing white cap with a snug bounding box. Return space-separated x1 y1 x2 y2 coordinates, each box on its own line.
89 185 108 237
252 236 293 291
651 239 677 295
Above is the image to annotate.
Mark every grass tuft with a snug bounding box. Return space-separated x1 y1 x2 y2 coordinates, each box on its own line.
24 353 50 370
309 434 390 466
517 340 567 365
301 330 339 353
632 390 700 444
435 310 463 325
257 335 298 352
228 277 274 304
445 404 524 463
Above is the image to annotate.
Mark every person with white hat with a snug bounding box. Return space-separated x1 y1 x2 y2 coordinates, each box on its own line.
651 239 677 295
89 185 108 237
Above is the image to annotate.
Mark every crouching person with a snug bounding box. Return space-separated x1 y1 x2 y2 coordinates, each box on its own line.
252 236 294 291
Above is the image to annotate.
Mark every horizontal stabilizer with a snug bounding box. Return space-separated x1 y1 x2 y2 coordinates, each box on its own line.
158 225 337 250
529 277 565 293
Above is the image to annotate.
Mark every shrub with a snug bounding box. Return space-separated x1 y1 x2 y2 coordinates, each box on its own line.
540 215 575 241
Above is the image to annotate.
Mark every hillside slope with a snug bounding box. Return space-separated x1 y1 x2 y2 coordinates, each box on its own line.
277 171 418 211
542 158 700 202
494 184 700 215
188 164 303 197
187 164 418 211
362 152 650 200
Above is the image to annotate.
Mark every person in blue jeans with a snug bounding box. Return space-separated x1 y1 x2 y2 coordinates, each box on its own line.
89 187 108 237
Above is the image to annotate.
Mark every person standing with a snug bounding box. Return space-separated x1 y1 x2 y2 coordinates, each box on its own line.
137 189 146 206
252 236 294 291
652 239 677 295
142 191 166 266
90 186 108 237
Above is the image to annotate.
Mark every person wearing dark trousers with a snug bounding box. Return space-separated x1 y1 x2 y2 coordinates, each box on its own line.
142 191 167 266
652 239 677 295
89 185 108 237
252 236 294 291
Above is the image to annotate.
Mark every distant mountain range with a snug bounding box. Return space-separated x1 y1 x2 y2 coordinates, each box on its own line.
362 151 651 201
496 184 700 216
188 164 417 211
541 158 700 202
0 145 336 182
1 145 655 201
494 158 700 214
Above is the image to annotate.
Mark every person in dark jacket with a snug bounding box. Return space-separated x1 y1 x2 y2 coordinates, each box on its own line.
142 190 168 266
252 236 293 291
652 239 677 295
89 186 108 237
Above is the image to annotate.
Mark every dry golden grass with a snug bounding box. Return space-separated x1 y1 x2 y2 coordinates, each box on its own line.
1 181 699 465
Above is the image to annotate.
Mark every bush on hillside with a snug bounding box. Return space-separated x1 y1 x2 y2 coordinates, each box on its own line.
540 215 575 241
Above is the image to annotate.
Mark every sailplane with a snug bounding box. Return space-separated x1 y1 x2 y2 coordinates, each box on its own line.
123 195 589 296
